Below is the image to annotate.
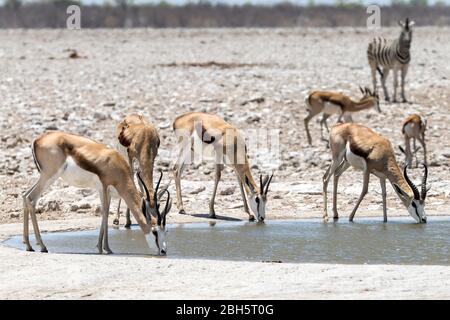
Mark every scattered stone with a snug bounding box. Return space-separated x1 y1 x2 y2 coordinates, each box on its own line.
220 186 235 196
189 186 206 194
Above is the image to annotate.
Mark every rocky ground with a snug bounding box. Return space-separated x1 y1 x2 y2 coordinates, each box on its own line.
0 28 449 299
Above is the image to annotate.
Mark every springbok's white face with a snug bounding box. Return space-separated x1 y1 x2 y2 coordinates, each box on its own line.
394 164 428 224
145 225 168 255
244 173 274 222
138 171 172 256
248 194 267 222
407 199 427 224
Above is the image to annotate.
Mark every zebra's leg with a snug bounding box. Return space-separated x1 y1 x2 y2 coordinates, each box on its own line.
401 64 409 103
370 64 378 95
392 67 399 103
381 67 391 102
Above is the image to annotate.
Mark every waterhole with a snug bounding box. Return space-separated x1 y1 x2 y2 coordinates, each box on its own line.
4 217 450 265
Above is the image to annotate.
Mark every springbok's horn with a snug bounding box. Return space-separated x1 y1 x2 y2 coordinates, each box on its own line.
137 171 150 201
421 163 428 200
264 173 274 195
404 165 420 200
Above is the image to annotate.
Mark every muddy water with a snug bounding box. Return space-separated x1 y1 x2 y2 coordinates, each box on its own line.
4 217 450 265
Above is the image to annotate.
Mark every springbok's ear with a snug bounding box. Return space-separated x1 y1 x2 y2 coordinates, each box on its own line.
393 183 409 200
245 175 256 193
409 20 415 28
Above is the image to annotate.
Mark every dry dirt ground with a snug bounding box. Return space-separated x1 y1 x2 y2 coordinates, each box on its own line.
0 27 449 299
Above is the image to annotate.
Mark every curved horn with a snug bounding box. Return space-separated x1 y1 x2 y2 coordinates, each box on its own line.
403 165 420 200
421 163 428 200
264 173 274 196
260 174 263 195
136 171 150 201
359 86 365 95
162 190 172 225
153 170 163 205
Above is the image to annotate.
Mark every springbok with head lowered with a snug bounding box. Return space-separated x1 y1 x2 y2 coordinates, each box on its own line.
367 17 414 102
304 87 380 145
23 131 171 255
323 123 428 223
172 112 273 222
399 114 427 167
114 114 161 228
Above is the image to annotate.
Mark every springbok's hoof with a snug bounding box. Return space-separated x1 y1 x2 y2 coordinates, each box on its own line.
26 247 34 252
124 224 131 229
41 248 48 253
113 219 119 226
179 209 186 215
208 213 217 219
248 215 255 222
333 216 339 221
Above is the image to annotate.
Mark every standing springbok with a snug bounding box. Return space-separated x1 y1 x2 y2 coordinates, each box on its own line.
304 87 380 145
399 114 427 167
172 112 273 222
323 123 428 223
23 131 171 255
114 114 161 228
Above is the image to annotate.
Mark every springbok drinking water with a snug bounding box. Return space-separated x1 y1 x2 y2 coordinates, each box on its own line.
172 112 273 222
23 131 171 255
323 122 428 223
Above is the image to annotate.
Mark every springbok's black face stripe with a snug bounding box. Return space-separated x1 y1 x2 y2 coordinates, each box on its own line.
412 202 421 221
153 231 160 250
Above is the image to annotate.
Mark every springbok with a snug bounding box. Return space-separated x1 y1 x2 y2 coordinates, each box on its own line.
23 131 171 255
323 122 428 223
114 114 161 228
172 112 273 222
399 114 427 167
304 87 380 145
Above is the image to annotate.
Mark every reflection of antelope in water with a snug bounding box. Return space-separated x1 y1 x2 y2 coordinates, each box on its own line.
304 87 380 145
114 114 162 228
172 112 273 222
323 122 428 223
23 131 171 255
399 114 427 168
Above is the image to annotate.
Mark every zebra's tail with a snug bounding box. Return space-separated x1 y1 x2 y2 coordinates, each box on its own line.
376 66 383 78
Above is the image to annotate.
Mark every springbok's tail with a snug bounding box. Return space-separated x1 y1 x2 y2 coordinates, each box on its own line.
31 139 42 172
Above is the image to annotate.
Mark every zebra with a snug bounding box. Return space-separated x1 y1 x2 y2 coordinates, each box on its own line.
367 18 415 103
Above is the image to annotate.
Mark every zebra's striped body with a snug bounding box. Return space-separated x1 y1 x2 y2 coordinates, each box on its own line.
367 18 414 103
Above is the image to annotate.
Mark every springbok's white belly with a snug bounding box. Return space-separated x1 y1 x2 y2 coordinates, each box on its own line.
323 102 342 115
60 157 102 190
345 142 366 171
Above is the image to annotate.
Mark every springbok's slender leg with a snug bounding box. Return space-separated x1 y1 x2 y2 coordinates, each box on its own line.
332 161 350 220
304 110 319 146
24 174 55 253
173 139 192 215
23 180 39 252
320 114 331 141
209 164 224 219
323 156 344 222
400 64 409 103
237 174 250 214
101 186 112 254
418 135 427 166
349 168 370 222
405 136 412 167
380 177 387 222
392 67 399 103
381 67 391 102
413 138 418 168
113 198 122 228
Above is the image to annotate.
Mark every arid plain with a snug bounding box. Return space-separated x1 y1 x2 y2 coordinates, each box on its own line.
0 27 449 299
